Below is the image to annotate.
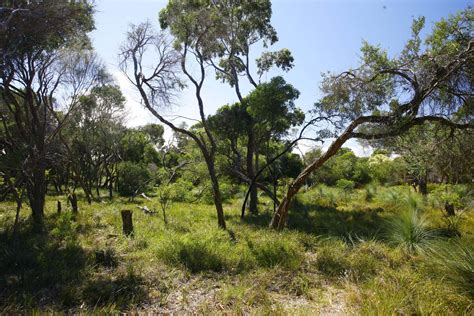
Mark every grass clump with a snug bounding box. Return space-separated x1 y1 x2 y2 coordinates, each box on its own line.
427 240 474 297
386 207 435 253
246 231 304 270
349 267 473 315
315 239 403 282
156 227 253 272
314 239 348 278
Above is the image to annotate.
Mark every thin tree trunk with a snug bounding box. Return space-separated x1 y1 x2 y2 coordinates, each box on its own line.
247 129 258 215
12 189 24 235
207 160 226 230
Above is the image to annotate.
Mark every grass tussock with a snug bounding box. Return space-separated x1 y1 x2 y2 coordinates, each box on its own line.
386 207 436 253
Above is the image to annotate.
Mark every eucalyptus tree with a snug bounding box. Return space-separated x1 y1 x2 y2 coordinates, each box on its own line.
271 11 474 229
209 76 304 215
67 85 126 200
120 0 294 228
159 0 296 216
0 0 103 226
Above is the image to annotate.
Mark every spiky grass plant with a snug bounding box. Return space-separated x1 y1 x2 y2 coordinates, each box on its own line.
386 207 435 254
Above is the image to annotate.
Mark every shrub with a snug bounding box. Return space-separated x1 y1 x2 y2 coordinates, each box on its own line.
51 212 78 246
364 184 377 202
171 179 194 202
336 179 355 192
117 161 151 197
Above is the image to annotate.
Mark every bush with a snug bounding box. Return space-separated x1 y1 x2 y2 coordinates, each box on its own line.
364 184 377 202
171 179 194 202
117 162 151 197
336 179 355 192
51 212 78 246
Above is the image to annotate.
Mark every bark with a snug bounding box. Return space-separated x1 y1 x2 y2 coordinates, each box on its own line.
121 210 134 237
246 129 258 215
27 165 46 228
206 156 227 229
69 193 78 219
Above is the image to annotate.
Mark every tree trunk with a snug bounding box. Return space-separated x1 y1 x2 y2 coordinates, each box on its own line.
444 202 455 217
247 129 258 215
205 157 226 229
270 119 359 230
69 193 78 219
27 166 46 228
121 210 134 237
419 177 428 195
57 200 62 215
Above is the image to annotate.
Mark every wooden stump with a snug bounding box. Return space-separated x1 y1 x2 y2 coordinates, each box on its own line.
57 200 62 215
121 210 134 237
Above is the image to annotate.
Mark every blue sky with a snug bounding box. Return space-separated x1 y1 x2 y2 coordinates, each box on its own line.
91 0 471 155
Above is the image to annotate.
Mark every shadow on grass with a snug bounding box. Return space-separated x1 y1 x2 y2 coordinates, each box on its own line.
0 215 147 311
238 198 386 240
0 222 88 308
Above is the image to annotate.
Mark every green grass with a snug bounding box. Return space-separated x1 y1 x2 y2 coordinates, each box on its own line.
0 184 473 313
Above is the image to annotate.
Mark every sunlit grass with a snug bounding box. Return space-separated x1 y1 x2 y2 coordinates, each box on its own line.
0 184 472 313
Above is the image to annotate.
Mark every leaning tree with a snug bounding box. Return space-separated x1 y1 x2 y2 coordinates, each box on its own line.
270 11 474 229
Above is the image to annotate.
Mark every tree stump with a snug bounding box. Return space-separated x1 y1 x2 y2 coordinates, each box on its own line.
57 200 62 215
121 210 134 237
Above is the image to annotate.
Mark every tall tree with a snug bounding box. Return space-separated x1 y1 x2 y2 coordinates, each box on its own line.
271 10 474 229
0 0 102 226
159 0 295 216
66 85 126 200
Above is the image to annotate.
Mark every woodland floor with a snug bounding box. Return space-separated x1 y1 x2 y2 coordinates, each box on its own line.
0 185 473 314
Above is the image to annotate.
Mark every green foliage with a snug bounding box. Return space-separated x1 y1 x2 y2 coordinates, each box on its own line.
117 162 151 197
51 213 78 246
427 240 474 297
386 208 435 253
336 179 355 192
1 1 95 55
368 153 396 185
304 147 372 187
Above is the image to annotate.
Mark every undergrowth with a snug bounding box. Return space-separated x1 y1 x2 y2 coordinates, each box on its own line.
0 184 472 313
